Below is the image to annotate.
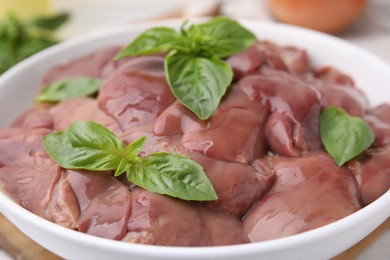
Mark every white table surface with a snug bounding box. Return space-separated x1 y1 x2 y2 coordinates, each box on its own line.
0 0 389 259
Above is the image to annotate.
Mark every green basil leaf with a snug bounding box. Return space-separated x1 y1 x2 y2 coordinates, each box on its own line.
36 77 102 103
196 16 256 58
165 51 233 120
27 12 70 31
43 121 125 170
127 153 218 201
115 27 183 59
43 122 218 201
125 136 146 159
114 159 132 177
320 107 375 166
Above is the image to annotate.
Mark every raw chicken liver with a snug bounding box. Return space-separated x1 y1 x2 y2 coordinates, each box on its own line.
0 128 61 219
366 104 390 147
0 128 52 166
154 84 268 163
123 188 249 246
11 107 54 129
243 152 361 242
0 158 61 220
1 39 390 247
239 69 322 157
348 149 390 205
98 56 176 132
49 97 117 131
41 46 126 86
190 153 274 217
66 170 132 240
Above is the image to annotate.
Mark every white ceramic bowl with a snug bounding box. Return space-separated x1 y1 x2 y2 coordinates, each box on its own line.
0 19 389 260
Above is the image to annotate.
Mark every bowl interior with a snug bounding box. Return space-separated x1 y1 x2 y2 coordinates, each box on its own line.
0 19 389 260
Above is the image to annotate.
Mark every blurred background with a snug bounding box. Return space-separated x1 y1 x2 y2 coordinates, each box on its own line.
1 0 390 73
0 0 389 259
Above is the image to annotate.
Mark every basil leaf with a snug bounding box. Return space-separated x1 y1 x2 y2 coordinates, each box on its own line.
127 153 218 201
196 16 256 58
320 107 375 166
125 136 146 159
36 77 102 103
27 12 70 31
114 159 132 177
165 51 233 120
115 27 183 59
43 121 125 170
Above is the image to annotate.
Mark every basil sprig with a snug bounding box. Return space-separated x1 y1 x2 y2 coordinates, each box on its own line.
165 51 233 119
115 17 256 120
320 107 375 166
36 77 102 103
42 121 218 201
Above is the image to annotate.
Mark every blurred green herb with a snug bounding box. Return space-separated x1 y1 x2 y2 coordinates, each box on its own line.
0 12 69 75
26 12 69 31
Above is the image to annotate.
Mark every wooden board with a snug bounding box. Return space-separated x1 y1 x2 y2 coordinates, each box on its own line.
0 212 388 259
0 214 60 260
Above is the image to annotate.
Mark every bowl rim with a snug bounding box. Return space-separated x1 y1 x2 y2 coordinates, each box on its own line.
0 179 389 258
0 18 389 258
